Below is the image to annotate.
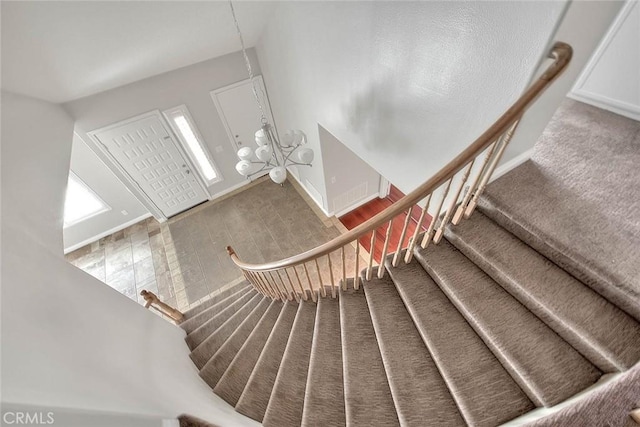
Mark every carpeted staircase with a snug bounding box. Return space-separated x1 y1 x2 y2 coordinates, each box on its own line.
178 101 640 426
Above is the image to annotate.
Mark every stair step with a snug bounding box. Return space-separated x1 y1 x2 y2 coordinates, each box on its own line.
302 296 346 427
446 211 640 372
385 258 535 426
185 289 257 350
415 240 601 407
339 283 400 427
478 188 640 323
182 280 251 320
213 300 283 406
363 272 467 426
199 297 272 388
262 300 317 427
235 302 298 422
189 293 262 369
181 285 252 334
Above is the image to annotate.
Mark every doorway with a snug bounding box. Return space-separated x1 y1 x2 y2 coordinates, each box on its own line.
89 111 209 218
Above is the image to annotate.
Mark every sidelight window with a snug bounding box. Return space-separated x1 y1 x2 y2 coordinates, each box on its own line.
63 172 110 227
164 105 221 186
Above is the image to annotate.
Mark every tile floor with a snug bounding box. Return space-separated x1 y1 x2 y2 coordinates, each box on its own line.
66 177 346 313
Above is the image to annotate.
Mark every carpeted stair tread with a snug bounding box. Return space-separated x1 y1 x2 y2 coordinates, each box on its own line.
415 240 602 407
478 101 640 323
186 289 257 350
178 414 221 427
339 284 400 427
446 211 640 373
182 281 251 321
301 296 346 427
189 292 262 369
213 300 283 406
521 363 640 427
235 302 298 422
363 272 467 426
262 300 317 427
180 286 253 334
386 258 535 426
180 288 257 342
199 297 272 388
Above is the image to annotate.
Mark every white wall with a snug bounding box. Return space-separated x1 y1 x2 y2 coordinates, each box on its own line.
501 0 626 165
64 49 263 218
63 133 150 253
2 404 173 427
1 91 257 426
568 0 639 121
318 125 382 216
256 1 568 197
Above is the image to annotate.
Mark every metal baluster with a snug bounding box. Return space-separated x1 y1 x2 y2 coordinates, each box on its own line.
269 271 290 301
452 140 499 225
278 270 298 302
465 120 520 218
303 263 317 302
341 246 347 291
286 268 306 301
421 178 452 248
366 230 377 281
377 220 394 278
260 271 279 300
434 160 475 243
293 265 312 302
392 208 414 267
354 240 360 290
249 271 268 297
314 258 326 298
404 195 430 263
327 253 336 298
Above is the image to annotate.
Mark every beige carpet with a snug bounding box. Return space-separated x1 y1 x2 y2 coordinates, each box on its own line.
175 100 640 426
481 99 640 322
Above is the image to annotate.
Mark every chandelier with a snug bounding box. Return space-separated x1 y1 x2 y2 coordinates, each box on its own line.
229 1 314 184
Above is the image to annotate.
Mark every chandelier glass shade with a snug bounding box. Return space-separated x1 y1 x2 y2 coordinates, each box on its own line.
229 1 314 184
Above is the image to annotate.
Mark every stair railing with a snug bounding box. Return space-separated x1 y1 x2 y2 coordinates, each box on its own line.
227 42 572 302
140 289 185 324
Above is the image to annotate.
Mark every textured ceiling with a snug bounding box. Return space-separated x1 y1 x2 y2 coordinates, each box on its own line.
1 1 275 103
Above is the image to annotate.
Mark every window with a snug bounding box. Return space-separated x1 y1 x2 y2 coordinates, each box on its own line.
64 172 110 227
163 105 222 186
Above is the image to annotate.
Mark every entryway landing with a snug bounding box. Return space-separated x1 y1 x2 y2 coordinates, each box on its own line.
66 178 344 314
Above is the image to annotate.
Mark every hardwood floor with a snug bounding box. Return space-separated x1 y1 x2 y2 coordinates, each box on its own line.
339 185 431 263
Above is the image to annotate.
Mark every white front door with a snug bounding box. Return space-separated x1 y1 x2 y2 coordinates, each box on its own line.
90 112 208 218
212 76 276 151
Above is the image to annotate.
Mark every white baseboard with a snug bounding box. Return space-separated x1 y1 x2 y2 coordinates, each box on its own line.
491 148 535 183
208 177 263 201
334 192 381 218
568 91 640 121
286 171 332 217
63 212 152 254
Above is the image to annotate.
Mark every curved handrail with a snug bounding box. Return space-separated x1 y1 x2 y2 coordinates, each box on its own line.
228 42 572 277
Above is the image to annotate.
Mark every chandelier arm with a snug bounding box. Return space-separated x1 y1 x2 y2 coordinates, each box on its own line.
282 149 298 164
229 1 313 183
286 160 313 167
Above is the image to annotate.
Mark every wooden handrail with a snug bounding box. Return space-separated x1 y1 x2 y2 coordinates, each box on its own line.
228 42 572 303
229 42 572 275
140 290 184 324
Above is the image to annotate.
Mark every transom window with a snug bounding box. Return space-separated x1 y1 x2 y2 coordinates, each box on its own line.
163 105 221 186
64 172 110 227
